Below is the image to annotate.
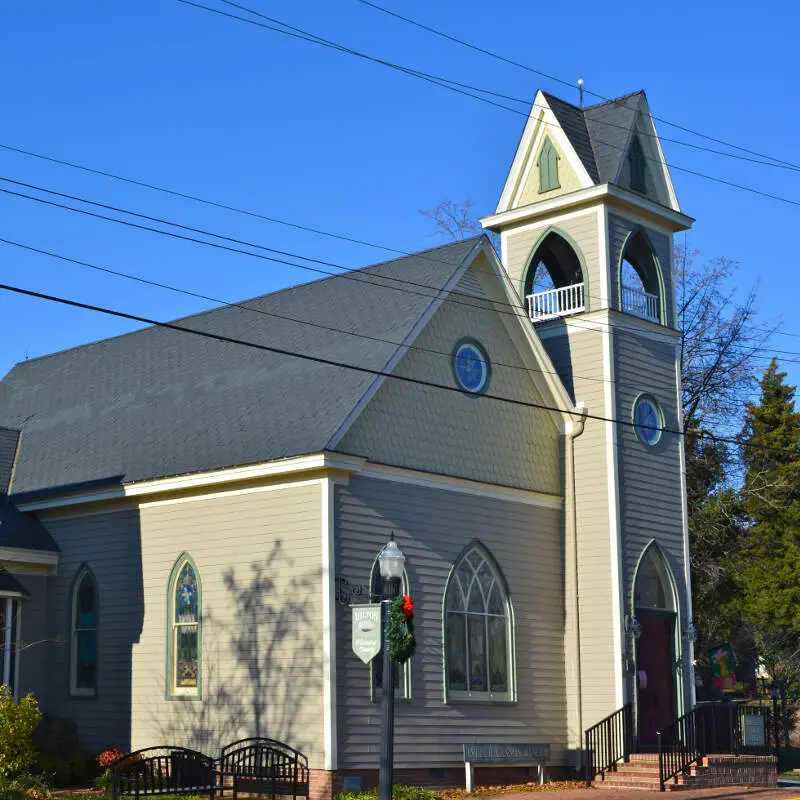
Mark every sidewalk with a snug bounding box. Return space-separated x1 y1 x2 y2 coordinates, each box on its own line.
487 788 800 800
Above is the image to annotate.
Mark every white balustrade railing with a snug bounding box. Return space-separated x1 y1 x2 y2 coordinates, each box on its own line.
526 282 585 322
621 284 659 323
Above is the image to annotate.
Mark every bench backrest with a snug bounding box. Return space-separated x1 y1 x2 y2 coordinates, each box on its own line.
219 738 309 784
112 747 216 797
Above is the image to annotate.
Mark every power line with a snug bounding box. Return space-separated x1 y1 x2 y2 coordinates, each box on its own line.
0 235 619 390
0 176 693 346
0 274 794 457
172 0 800 211
355 0 800 172
4 173 795 358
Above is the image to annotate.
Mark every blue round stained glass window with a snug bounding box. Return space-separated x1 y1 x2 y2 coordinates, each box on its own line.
453 341 490 394
633 395 663 446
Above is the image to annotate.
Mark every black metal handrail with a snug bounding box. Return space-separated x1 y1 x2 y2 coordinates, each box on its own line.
584 703 633 786
657 703 773 791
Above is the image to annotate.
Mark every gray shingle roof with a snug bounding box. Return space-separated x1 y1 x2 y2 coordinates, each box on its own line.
543 90 645 185
0 568 32 597
0 500 59 552
0 238 480 498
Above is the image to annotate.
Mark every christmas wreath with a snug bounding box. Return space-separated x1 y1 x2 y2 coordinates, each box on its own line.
386 594 416 663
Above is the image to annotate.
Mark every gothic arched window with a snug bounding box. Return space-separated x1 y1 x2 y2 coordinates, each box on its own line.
168 556 201 697
444 544 514 701
538 138 560 193
70 567 98 697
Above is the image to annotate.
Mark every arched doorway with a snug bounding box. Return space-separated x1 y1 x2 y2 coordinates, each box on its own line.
523 230 586 321
619 232 663 324
632 544 680 746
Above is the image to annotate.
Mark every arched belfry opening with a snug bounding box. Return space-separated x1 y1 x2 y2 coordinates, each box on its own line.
620 232 662 323
632 543 681 746
523 231 585 322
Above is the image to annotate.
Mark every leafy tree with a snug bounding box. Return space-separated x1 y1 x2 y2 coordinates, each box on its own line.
0 687 41 779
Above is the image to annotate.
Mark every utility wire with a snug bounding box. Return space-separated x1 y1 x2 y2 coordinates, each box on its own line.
0 176 692 346
0 274 795 457
355 0 800 172
174 0 800 209
0 235 620 390
4 175 794 356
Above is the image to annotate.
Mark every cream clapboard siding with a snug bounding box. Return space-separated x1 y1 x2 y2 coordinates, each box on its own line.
540 328 618 727
613 332 691 704
608 215 674 329
36 481 325 762
504 209 601 314
334 475 567 768
16 574 49 701
338 260 561 495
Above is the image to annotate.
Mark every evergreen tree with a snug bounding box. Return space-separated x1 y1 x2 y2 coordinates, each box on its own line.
739 359 800 738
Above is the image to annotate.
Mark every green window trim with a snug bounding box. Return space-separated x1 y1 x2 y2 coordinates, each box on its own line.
629 136 647 193
538 138 560 193
166 553 202 700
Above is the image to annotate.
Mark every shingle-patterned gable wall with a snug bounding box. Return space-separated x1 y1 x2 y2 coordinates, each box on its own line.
338 258 562 494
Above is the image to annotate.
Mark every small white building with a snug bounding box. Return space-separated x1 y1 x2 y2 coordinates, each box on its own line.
3 88 694 796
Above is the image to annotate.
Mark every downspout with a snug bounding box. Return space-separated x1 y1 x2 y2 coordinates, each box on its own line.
564 404 587 766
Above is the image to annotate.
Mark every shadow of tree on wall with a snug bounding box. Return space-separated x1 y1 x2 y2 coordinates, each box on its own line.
155 540 322 756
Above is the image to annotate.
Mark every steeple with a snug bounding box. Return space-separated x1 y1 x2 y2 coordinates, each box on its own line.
482 89 697 742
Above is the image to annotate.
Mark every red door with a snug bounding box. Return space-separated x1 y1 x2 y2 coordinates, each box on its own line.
636 612 675 747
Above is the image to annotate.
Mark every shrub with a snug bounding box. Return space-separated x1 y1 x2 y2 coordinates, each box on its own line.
0 687 41 779
334 787 437 800
32 716 98 787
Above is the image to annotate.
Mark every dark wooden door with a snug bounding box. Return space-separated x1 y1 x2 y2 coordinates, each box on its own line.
636 611 675 747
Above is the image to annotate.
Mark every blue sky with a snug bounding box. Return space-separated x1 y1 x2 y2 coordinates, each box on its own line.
2 0 800 391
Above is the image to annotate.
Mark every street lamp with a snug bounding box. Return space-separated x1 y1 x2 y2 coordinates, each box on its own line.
378 534 405 800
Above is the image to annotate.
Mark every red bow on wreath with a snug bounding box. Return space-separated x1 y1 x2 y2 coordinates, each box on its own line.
402 595 414 619
387 595 416 663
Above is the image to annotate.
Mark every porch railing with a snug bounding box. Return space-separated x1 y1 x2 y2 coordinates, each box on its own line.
584 703 633 786
657 703 774 791
526 282 585 322
621 284 659 323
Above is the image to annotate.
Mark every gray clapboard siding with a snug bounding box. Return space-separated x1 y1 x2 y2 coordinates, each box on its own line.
339 261 562 495
16 574 48 701
35 481 324 762
335 475 568 768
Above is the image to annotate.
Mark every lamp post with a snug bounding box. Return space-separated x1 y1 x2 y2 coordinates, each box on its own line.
378 535 405 800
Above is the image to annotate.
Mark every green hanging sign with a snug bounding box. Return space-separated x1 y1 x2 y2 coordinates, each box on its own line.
351 603 382 665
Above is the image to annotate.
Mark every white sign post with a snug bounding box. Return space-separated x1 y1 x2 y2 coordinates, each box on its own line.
351 603 382 664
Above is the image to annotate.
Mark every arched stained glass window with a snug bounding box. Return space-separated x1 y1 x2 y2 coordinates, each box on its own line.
70 567 97 696
538 138 560 193
169 556 201 696
444 544 514 701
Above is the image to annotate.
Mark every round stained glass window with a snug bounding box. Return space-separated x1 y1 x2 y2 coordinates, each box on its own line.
633 395 663 446
453 340 490 394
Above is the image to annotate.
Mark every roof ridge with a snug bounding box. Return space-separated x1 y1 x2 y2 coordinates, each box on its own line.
6 237 483 372
584 89 645 111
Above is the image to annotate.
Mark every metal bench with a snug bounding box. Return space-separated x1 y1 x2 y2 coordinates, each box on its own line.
112 747 217 800
218 738 309 800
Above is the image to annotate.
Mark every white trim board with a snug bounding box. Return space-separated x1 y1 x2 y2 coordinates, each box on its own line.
358 461 563 509
321 477 337 770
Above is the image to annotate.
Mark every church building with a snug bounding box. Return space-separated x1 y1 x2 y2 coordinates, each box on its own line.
0 88 695 795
